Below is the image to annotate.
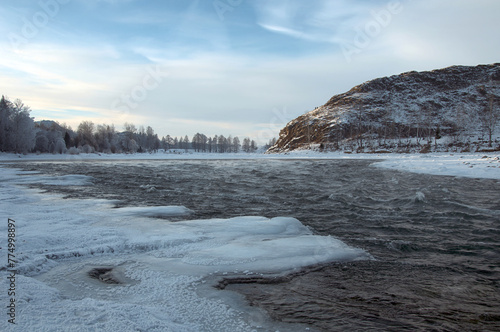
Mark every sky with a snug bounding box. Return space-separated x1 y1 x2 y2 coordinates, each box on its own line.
0 0 499 143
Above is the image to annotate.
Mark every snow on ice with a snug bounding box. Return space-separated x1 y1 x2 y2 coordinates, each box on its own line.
0 166 370 331
114 206 194 218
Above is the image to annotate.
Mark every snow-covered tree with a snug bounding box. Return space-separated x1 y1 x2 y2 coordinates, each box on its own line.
10 99 36 153
53 138 66 154
35 131 49 152
0 95 13 151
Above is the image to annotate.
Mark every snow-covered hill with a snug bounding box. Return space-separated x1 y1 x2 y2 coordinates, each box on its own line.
268 63 500 153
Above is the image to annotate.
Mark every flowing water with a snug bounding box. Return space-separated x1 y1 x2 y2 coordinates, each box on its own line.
7 159 500 331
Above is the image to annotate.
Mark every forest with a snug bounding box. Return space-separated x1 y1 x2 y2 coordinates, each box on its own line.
0 96 261 154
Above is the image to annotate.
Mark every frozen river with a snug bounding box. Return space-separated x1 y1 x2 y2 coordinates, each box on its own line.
2 158 500 331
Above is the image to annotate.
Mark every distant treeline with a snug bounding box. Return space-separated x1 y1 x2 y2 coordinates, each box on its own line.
0 96 264 154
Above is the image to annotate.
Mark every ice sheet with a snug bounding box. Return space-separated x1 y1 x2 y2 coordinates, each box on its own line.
372 154 500 179
0 167 94 186
0 167 370 331
113 206 194 218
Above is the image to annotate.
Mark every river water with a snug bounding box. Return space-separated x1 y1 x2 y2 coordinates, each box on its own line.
8 159 500 331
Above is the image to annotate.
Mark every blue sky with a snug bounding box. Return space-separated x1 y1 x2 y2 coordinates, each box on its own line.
1 0 499 142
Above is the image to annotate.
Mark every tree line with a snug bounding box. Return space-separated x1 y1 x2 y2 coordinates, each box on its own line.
0 95 260 154
0 96 36 153
335 97 499 152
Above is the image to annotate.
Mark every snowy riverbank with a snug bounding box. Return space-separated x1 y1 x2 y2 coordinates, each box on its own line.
1 151 499 180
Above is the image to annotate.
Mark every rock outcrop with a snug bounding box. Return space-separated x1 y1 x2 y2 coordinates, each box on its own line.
268 63 500 153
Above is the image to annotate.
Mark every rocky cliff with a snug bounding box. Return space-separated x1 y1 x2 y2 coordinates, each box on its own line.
267 63 500 153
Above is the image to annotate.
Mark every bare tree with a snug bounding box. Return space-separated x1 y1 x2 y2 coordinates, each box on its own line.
77 121 97 151
242 137 251 153
233 136 241 153
218 135 227 153
183 135 190 152
451 105 472 145
123 122 137 134
479 94 498 148
250 140 258 152
212 135 218 152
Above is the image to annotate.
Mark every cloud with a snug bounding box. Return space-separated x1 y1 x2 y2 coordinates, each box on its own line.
258 23 338 43
0 0 498 142
253 0 375 44
368 0 500 66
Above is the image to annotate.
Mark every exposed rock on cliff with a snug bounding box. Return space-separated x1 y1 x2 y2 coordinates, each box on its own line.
268 64 500 153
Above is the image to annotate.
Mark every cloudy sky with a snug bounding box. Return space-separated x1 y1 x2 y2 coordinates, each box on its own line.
1 0 499 142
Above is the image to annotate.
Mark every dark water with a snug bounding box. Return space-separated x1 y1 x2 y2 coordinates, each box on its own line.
7 159 500 331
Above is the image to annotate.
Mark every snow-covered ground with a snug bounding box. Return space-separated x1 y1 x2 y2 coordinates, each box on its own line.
289 151 500 179
1 150 499 180
372 153 500 179
0 165 371 331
